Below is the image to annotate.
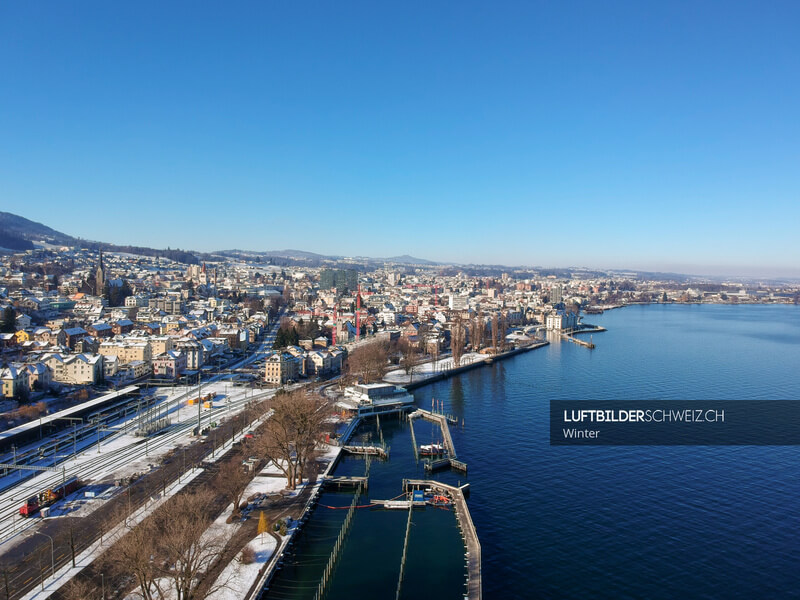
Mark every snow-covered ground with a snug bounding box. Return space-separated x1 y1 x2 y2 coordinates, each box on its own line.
0 382 276 545
383 352 490 385
207 535 277 600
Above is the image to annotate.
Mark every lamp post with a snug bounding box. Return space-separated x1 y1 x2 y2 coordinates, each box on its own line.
34 531 55 581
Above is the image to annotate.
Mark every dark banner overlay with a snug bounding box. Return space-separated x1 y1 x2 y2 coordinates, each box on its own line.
550 401 800 445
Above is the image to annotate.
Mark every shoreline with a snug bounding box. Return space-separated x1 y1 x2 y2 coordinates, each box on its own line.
394 341 550 392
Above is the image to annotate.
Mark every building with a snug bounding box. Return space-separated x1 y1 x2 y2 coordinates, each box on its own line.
42 353 103 385
174 340 204 370
448 295 469 311
152 350 187 379
546 310 578 331
0 366 26 398
63 327 89 350
119 360 151 381
87 322 114 338
98 340 152 364
550 284 563 304
341 383 414 416
148 295 185 315
263 352 300 385
319 269 359 293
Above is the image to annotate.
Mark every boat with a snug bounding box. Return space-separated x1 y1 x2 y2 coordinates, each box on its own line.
419 443 445 456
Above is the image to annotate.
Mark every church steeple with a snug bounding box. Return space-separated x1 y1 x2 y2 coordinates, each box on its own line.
95 250 105 295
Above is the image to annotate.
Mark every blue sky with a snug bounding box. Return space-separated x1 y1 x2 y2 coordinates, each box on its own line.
1 1 798 277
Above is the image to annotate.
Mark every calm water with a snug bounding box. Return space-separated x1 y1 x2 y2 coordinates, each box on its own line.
268 304 800 599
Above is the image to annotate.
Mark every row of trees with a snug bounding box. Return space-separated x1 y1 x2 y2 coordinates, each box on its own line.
49 389 331 600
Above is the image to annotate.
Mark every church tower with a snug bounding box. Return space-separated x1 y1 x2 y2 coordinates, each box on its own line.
95 251 105 295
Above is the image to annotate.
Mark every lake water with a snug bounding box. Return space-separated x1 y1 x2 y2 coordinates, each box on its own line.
265 304 800 599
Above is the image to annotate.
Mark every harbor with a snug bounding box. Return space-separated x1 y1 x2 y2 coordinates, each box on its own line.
261 402 477 600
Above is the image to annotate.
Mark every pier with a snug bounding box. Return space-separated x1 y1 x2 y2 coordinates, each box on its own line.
409 409 457 458
561 333 595 348
403 479 482 600
323 475 369 490
410 408 469 473
342 444 389 459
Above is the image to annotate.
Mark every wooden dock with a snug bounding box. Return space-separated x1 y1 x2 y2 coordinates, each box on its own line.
409 409 457 458
324 475 368 490
342 444 389 459
423 457 468 474
403 479 481 600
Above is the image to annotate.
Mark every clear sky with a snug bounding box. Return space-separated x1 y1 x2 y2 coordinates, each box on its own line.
1 1 798 277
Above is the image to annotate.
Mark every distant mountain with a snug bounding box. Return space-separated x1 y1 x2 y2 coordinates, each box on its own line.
383 254 437 265
0 211 77 246
0 211 201 264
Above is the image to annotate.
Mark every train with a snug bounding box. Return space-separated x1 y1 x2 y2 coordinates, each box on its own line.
19 477 81 517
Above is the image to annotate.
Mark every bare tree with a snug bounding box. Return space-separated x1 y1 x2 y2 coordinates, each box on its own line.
152 490 228 600
451 314 466 367
499 312 508 351
61 576 101 600
345 341 388 384
216 450 254 517
256 391 329 490
107 509 160 600
397 337 419 376
491 314 499 354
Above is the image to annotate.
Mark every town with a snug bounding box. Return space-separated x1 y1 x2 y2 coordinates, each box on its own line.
0 239 798 600
2 243 797 408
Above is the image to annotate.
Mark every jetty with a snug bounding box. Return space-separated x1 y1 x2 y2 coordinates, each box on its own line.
410 408 468 473
561 333 595 348
323 475 368 490
409 409 456 457
342 444 389 459
403 479 481 600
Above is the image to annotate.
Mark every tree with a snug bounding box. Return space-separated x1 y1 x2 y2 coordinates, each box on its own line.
451 314 466 367
61 576 100 600
107 505 160 600
256 391 329 490
216 451 254 518
257 511 268 542
471 311 485 351
153 490 228 600
397 337 419 376
491 314 499 353
346 341 388 384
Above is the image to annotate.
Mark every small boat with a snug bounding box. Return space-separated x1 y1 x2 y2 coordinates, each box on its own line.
419 443 445 456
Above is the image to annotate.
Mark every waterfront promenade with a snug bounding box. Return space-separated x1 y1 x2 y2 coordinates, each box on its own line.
384 341 549 390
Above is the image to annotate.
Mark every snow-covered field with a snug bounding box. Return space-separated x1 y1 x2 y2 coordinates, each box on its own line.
383 352 490 385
